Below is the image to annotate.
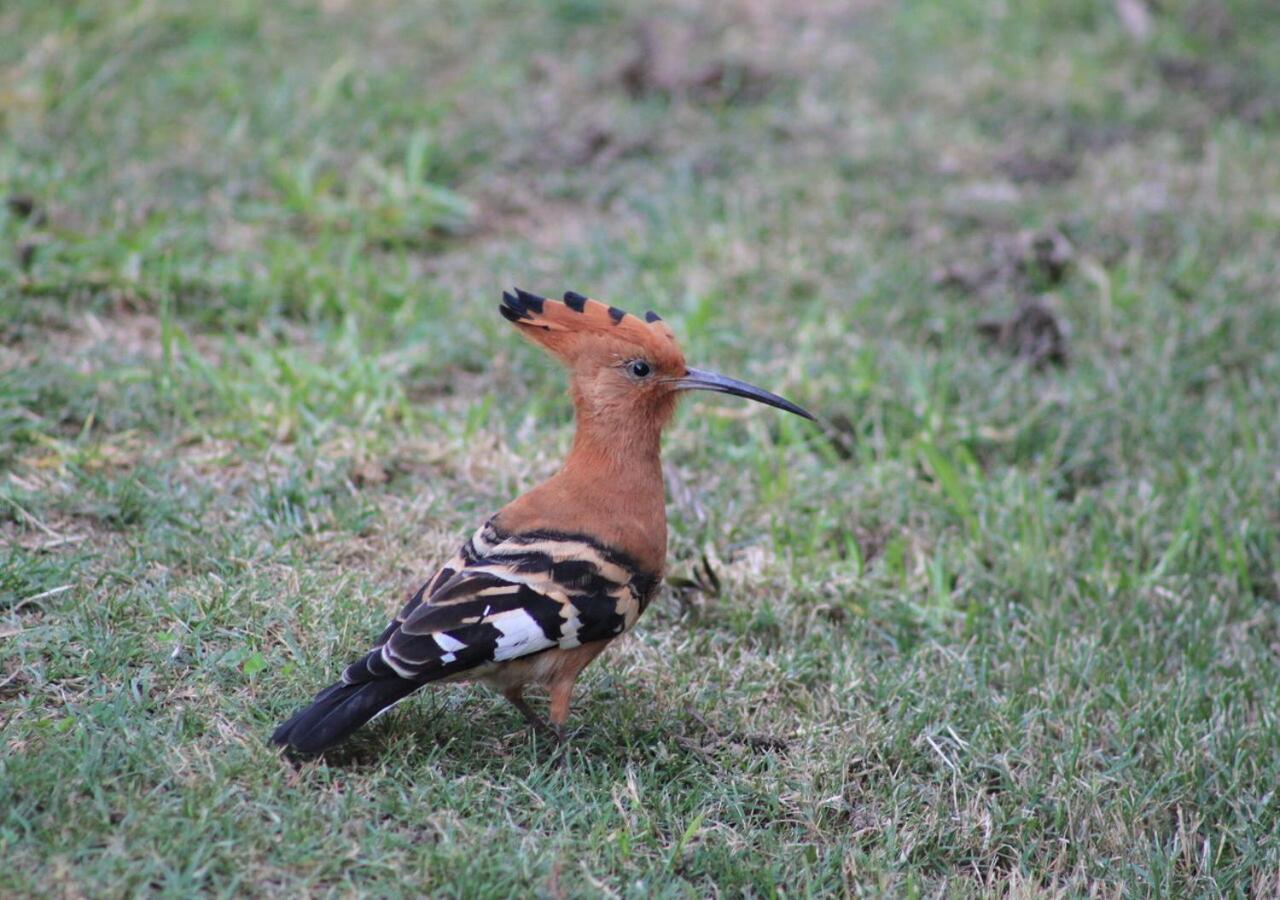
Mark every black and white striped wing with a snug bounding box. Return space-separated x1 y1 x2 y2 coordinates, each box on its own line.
339 522 658 687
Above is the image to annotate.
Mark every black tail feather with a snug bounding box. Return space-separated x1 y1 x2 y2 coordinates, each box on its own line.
271 678 419 754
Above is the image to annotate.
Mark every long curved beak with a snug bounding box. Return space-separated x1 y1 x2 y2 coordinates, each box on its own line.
674 367 815 421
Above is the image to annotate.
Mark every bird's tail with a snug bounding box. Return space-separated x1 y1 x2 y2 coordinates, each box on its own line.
271 678 419 754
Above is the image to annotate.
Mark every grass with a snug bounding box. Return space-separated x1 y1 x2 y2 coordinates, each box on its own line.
2 0 1279 894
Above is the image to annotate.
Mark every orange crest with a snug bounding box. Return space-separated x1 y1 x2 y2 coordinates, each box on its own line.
500 289 685 375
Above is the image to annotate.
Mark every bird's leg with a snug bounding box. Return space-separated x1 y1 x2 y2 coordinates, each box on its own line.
541 678 577 768
547 677 574 746
502 686 554 738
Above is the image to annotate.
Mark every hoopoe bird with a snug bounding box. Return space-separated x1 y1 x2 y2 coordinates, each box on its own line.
271 289 813 754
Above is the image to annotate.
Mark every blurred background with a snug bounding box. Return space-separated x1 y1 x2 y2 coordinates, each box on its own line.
2 0 1279 894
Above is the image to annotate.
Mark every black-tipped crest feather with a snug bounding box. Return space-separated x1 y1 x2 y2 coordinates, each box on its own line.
513 287 545 313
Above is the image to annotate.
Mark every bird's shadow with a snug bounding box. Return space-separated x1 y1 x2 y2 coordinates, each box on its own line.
274 677 790 778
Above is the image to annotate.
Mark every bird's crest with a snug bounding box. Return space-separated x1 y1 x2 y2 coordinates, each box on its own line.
500 288 683 370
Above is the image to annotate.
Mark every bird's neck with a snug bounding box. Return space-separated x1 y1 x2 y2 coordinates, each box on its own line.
558 419 668 569
557 413 666 518
497 411 670 575
563 412 663 477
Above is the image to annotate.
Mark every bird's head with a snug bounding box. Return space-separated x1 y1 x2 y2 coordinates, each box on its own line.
500 289 814 439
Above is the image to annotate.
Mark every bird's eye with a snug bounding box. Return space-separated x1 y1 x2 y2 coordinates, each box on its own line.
628 360 652 378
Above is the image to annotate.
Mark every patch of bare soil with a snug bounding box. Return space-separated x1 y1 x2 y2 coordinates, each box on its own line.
1157 55 1277 124
996 151 1079 186
934 228 1073 368
976 299 1069 370
444 0 883 263
6 194 45 226
7 194 48 272
618 19 777 105
933 227 1075 298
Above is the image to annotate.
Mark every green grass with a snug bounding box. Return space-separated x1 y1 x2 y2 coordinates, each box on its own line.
3 0 1280 894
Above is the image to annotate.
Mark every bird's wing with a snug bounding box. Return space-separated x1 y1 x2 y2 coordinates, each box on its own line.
340 521 658 686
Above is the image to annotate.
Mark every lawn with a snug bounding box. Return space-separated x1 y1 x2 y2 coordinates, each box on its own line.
2 0 1279 894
